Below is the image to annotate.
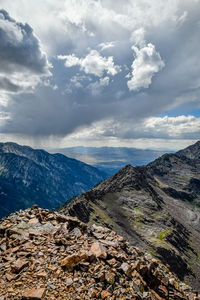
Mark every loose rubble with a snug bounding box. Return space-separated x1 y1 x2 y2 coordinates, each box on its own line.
0 206 199 299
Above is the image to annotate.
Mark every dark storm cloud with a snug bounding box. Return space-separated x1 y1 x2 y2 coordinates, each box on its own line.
0 85 177 137
0 10 50 75
0 77 20 92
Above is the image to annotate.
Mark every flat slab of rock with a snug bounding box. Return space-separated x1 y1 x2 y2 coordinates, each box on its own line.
90 241 107 259
11 259 29 273
121 262 132 276
22 288 46 299
61 252 88 269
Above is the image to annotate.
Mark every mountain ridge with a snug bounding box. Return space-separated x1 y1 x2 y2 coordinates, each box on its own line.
0 142 106 219
60 141 200 290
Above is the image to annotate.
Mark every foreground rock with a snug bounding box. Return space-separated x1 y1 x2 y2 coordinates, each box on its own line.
0 206 199 299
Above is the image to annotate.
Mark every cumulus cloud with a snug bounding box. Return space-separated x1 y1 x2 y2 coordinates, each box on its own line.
130 28 146 47
127 43 165 91
78 115 200 142
58 50 121 77
0 9 50 92
143 115 200 139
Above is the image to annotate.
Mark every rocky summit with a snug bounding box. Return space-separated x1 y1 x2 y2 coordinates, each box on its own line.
0 206 198 299
60 141 200 290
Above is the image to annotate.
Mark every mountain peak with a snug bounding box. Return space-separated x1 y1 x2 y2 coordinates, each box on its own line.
176 140 200 160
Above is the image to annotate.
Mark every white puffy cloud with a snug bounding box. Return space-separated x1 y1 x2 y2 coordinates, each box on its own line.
127 43 165 91
130 28 146 47
94 115 200 140
58 54 80 67
58 50 121 77
55 115 199 150
143 115 200 138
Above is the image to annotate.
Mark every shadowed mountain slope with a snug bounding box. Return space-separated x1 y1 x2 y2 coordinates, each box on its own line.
60 141 200 291
0 142 106 219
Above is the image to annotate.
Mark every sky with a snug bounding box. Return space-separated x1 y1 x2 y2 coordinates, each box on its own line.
0 0 200 151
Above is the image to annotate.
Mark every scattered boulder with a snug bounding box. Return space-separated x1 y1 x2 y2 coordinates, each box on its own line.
22 288 46 299
121 262 132 276
61 252 88 269
90 241 107 259
11 259 29 273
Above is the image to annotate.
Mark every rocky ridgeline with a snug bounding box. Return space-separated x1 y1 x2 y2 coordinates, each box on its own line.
0 207 198 300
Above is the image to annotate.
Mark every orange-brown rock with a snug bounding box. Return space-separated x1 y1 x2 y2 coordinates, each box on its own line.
105 271 115 284
60 251 88 269
0 206 198 299
90 241 107 259
22 288 46 299
101 290 111 299
11 258 29 273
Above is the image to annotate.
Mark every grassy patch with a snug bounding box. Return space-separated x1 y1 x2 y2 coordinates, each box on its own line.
158 229 170 241
134 206 140 211
152 211 162 219
89 202 113 226
147 246 158 258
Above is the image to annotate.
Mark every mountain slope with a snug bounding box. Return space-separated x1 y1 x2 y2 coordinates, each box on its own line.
60 141 200 290
0 142 106 219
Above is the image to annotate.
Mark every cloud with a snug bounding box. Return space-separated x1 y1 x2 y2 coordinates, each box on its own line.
73 115 200 142
143 115 200 139
127 43 165 91
0 1 200 150
106 115 200 140
130 28 146 47
99 41 116 51
58 50 121 77
0 9 51 92
64 74 92 93
88 76 110 95
0 77 20 92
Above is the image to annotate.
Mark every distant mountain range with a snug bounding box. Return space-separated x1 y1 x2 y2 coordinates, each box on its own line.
49 146 168 175
0 142 106 219
60 140 200 290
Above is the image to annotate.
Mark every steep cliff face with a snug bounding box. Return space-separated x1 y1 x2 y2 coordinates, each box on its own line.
0 142 106 219
60 141 200 290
